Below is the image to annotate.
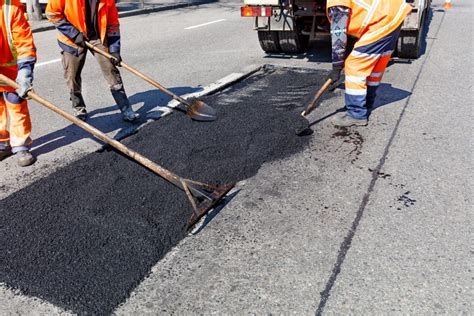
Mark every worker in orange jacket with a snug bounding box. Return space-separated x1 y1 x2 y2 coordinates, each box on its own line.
46 0 139 122
327 0 412 126
0 0 37 166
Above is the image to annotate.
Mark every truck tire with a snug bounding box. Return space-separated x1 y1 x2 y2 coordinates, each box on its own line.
278 31 309 54
258 31 281 53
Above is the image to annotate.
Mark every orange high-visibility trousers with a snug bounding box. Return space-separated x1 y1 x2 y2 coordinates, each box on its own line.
343 26 402 119
0 92 32 152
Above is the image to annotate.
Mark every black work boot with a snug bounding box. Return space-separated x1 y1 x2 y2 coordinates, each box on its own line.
111 89 140 122
0 146 12 161
366 88 377 110
71 91 88 121
332 112 368 127
16 150 36 167
74 108 88 121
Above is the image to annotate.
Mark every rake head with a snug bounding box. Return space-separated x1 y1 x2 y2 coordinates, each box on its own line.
181 179 235 229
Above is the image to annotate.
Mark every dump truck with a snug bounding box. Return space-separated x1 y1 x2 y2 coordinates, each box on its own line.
241 0 430 59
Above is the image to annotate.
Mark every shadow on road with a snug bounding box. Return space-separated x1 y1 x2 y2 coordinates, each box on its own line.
31 86 201 157
306 83 411 129
371 83 411 110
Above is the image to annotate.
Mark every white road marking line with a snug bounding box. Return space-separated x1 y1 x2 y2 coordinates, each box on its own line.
185 19 226 30
36 58 61 67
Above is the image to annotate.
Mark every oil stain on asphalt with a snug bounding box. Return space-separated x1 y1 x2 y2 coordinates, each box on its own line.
0 65 329 314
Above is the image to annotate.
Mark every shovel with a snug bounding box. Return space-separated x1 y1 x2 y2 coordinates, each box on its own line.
0 75 233 229
295 78 333 136
85 42 217 122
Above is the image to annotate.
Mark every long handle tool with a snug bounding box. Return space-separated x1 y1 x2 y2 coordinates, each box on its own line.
0 75 233 228
295 78 333 136
85 42 217 122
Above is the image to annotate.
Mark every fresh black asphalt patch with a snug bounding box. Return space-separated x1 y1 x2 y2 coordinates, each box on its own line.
0 65 330 314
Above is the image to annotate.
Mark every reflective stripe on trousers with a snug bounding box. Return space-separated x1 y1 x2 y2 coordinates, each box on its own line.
0 92 32 151
343 25 401 119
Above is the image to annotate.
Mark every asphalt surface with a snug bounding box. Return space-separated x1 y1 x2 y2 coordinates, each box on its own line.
1 0 331 199
1 66 323 314
1 0 473 314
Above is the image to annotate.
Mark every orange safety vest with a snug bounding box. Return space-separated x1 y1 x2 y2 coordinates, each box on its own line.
0 0 36 92
46 0 120 53
327 0 412 47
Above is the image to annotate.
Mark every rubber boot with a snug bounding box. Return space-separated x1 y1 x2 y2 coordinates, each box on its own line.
71 91 88 121
16 150 36 167
366 86 377 110
111 89 140 122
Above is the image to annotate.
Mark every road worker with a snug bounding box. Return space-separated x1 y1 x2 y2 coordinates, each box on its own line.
327 0 412 126
0 0 37 166
46 0 139 122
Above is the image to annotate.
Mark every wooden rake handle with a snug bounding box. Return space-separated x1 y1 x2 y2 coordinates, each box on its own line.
84 42 189 106
301 78 333 117
0 74 184 188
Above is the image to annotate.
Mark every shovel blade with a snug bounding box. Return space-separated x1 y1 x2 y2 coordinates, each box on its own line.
295 115 312 136
186 99 217 122
186 182 235 229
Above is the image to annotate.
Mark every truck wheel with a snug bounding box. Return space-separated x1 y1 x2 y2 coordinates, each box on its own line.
258 31 281 53
278 31 309 54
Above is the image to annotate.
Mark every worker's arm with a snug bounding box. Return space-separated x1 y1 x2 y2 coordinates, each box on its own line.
328 5 350 82
106 0 121 65
11 0 37 97
45 0 83 44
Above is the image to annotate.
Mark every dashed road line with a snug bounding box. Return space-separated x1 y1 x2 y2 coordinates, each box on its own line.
184 19 226 30
36 58 61 67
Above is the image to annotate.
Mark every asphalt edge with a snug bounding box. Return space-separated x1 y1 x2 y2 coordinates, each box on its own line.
31 0 218 33
111 64 263 143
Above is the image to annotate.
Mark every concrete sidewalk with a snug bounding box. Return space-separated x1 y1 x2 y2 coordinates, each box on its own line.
29 0 217 33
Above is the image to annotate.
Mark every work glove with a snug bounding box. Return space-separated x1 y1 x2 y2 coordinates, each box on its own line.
73 32 85 47
110 52 122 66
73 32 86 55
16 68 33 99
329 65 343 83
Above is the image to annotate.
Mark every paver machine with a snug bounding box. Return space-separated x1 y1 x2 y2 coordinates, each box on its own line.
241 0 430 58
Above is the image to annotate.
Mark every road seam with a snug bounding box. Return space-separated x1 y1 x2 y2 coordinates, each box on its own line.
314 9 446 315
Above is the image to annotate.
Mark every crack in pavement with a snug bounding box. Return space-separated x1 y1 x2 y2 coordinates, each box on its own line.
314 10 446 316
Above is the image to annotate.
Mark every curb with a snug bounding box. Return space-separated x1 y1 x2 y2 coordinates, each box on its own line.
32 0 217 33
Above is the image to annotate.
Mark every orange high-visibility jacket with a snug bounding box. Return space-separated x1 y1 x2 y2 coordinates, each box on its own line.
0 0 36 92
46 0 120 55
327 0 412 47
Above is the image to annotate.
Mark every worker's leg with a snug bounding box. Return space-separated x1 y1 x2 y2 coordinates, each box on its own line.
90 40 139 122
365 26 402 108
0 94 12 160
343 53 378 119
366 54 391 108
3 92 35 166
62 48 87 119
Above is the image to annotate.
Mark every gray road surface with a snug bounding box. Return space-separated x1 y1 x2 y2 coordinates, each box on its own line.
1 0 472 314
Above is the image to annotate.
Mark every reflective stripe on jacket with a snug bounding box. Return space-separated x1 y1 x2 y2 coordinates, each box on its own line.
327 0 412 47
45 0 120 55
0 0 36 92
